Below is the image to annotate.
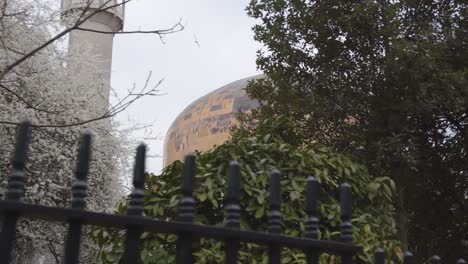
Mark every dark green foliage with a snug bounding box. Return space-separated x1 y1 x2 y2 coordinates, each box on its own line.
91 118 399 263
246 0 467 261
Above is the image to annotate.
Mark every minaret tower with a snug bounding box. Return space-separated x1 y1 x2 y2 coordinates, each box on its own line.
61 0 124 115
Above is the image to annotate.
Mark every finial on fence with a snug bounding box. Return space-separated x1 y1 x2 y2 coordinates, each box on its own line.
121 144 147 264
305 176 319 239
225 161 240 228
181 154 195 195
63 133 92 264
305 176 319 264
133 144 146 188
127 144 146 216
225 161 241 264
179 154 196 222
7 120 31 200
375 248 385 264
340 183 353 243
268 169 282 264
176 154 197 264
71 133 91 209
0 121 31 264
430 255 441 264
268 169 282 234
457 259 467 264
178 153 196 222
403 251 414 264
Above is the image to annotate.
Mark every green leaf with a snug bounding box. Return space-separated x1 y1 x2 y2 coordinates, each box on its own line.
255 206 264 218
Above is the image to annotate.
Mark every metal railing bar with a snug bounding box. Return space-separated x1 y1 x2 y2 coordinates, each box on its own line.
224 161 241 264
63 133 91 264
121 144 147 264
0 201 361 254
268 170 282 264
176 154 196 264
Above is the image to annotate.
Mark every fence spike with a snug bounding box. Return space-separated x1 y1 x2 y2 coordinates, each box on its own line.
340 183 352 242
375 248 385 264
71 133 91 209
126 144 147 217
0 121 31 264
178 153 196 222
305 176 319 264
404 251 414 264
268 169 282 264
305 176 319 239
181 153 196 195
122 144 147 264
340 183 353 264
268 169 282 233
63 133 92 264
133 144 147 189
176 154 197 264
7 120 31 200
430 255 441 264
225 161 241 228
457 259 466 264
225 161 241 264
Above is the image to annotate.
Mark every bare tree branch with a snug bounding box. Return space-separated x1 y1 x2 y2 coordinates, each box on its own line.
0 0 183 128
0 72 164 128
6 47 26 55
0 83 59 113
76 20 184 37
0 0 131 80
0 0 164 80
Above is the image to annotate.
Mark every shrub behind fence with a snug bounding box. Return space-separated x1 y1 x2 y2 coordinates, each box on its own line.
0 122 465 264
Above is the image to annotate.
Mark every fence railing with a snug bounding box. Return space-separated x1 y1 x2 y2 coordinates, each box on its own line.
0 121 466 264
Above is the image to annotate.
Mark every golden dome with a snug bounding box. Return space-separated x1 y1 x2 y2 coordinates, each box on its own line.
163 75 261 166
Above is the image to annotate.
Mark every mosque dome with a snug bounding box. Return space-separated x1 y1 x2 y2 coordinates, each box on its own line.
163 75 262 166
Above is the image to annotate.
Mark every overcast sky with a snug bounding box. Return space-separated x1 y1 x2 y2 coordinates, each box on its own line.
111 0 262 173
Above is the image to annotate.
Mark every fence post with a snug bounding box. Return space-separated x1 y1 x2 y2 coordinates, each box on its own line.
340 183 353 264
404 251 414 264
305 176 319 264
63 133 91 264
268 169 282 264
375 248 385 264
225 161 241 264
0 121 30 264
176 154 196 264
430 255 441 264
121 144 146 264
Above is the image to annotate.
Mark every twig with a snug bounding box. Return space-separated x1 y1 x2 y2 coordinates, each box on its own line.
0 84 59 113
0 0 130 80
76 21 184 36
0 74 164 128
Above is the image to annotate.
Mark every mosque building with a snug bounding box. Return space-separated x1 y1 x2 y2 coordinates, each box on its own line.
163 75 262 166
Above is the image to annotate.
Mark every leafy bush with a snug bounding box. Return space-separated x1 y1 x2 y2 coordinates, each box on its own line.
91 118 400 263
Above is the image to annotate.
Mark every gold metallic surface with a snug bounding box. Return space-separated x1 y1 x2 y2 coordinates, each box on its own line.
163 76 261 166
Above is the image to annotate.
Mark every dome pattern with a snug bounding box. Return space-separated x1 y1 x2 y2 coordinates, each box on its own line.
163 75 262 166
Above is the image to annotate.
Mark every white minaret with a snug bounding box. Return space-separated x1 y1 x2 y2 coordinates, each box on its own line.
61 0 124 115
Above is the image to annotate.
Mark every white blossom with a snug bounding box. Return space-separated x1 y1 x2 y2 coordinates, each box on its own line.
0 0 130 262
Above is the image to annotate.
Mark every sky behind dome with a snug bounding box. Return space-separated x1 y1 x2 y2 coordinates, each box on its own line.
111 0 262 173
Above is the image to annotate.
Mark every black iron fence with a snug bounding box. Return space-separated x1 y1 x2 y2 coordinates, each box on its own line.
0 121 465 264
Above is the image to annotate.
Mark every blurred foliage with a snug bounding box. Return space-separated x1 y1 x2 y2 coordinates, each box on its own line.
90 117 400 263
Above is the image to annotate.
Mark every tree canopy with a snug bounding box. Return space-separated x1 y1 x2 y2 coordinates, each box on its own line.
246 0 467 261
92 117 399 263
